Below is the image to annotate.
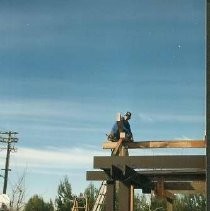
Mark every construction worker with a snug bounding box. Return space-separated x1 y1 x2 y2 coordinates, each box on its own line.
108 112 133 142
123 111 133 141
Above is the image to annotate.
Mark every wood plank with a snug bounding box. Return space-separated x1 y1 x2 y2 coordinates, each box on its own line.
86 170 206 181
167 181 206 194
86 171 206 193
103 140 206 149
164 181 205 191
119 181 130 211
86 171 110 181
105 182 115 211
112 139 123 156
94 155 206 170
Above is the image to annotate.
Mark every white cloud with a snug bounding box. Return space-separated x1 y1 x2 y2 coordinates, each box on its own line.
0 146 108 173
0 100 84 119
138 112 203 123
0 98 113 124
138 113 154 122
173 135 193 140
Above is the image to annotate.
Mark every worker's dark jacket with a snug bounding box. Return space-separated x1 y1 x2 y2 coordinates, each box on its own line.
110 119 133 140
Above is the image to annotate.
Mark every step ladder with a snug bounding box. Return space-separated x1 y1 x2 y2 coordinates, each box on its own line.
72 196 88 211
92 181 107 211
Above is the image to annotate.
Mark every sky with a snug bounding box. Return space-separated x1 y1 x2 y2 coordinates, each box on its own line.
0 0 206 203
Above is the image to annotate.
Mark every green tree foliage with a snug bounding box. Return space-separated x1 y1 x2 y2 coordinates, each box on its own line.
55 176 73 211
134 193 150 211
173 194 206 211
24 195 54 211
84 183 99 210
133 193 206 211
47 200 54 211
134 194 166 211
150 196 166 211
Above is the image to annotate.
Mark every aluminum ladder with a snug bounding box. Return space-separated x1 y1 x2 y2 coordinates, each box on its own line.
92 181 107 211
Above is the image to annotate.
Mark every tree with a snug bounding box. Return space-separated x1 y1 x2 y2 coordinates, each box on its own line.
133 193 206 211
84 183 98 210
55 176 73 211
150 196 166 211
24 195 54 211
173 194 206 211
10 170 27 211
134 194 150 211
46 200 54 211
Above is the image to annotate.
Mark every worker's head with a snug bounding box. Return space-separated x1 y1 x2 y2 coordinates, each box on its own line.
124 111 131 120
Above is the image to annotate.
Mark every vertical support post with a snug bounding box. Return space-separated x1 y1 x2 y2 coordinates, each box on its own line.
155 178 164 197
85 197 88 211
130 185 134 211
119 182 130 211
166 199 173 211
119 145 129 156
118 127 130 210
105 181 115 211
207 1 210 210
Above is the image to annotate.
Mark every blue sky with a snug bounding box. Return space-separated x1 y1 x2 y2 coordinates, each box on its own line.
0 0 205 203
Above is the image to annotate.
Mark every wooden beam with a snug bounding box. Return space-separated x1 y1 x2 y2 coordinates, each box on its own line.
191 181 206 194
94 155 206 170
164 181 206 192
86 171 205 194
141 170 206 181
169 190 206 194
112 139 123 156
86 171 110 181
167 182 206 194
119 182 131 211
103 140 206 149
86 170 206 181
105 182 115 211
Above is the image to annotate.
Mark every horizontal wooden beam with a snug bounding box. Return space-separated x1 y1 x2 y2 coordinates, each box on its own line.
94 155 206 170
166 182 206 194
103 140 206 149
86 170 206 181
164 181 205 191
86 171 205 193
169 190 206 194
86 171 110 181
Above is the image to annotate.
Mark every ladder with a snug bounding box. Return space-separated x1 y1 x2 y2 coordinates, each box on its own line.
92 181 107 211
72 196 88 211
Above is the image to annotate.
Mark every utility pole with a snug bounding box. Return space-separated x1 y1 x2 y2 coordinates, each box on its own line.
0 131 18 194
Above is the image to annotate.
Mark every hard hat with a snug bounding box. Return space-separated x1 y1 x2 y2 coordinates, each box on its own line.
125 112 131 118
